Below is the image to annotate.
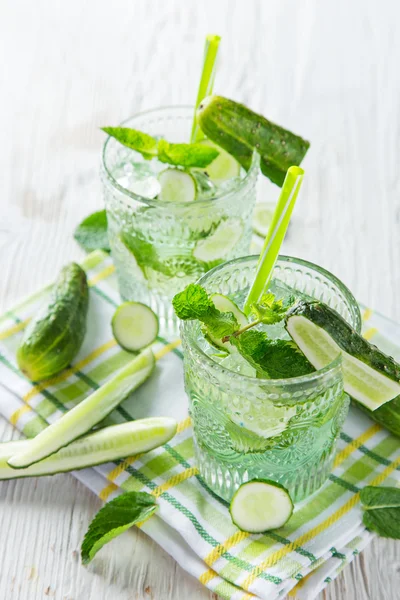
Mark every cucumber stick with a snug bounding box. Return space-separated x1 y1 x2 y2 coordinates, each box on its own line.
0 418 177 479
197 96 310 186
17 263 89 381
230 479 293 532
8 348 155 468
286 302 400 435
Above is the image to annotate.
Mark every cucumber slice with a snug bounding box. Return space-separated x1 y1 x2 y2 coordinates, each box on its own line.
112 302 159 352
0 418 177 479
206 293 247 352
199 140 240 182
8 348 155 468
193 218 243 264
253 202 276 238
230 479 293 532
158 168 196 203
286 302 400 412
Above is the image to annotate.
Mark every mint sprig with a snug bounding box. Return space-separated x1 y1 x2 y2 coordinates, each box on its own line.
360 486 400 539
103 127 219 169
81 491 156 564
74 210 110 254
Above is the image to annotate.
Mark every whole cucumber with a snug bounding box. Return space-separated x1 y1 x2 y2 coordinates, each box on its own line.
197 96 310 186
17 263 89 381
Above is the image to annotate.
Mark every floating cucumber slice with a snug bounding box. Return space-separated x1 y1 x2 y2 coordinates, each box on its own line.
0 418 177 479
205 293 247 352
253 202 276 238
8 348 155 468
112 302 159 352
158 168 196 203
193 218 243 264
199 140 240 182
230 479 293 532
286 303 400 412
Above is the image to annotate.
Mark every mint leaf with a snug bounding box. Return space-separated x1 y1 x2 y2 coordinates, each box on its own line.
232 330 314 379
74 210 110 253
81 491 156 564
172 283 238 340
120 232 174 277
102 127 158 160
250 293 294 325
157 139 219 168
360 486 400 539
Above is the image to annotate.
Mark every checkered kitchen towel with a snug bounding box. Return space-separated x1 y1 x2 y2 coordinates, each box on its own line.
0 249 399 600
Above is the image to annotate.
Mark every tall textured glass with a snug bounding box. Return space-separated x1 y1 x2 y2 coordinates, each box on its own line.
101 106 259 333
181 255 361 502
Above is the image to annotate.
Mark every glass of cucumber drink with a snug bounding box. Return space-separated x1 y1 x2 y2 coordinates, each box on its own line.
101 106 260 333
177 255 361 503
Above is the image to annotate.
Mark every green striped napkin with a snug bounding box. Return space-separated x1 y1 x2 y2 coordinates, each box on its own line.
0 249 399 600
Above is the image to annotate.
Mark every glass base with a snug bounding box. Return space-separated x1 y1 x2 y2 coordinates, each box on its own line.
193 434 337 503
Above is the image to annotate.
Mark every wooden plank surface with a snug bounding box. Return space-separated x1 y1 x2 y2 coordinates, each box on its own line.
0 0 399 598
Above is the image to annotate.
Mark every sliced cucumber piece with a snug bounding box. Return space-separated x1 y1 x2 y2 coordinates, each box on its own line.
0 418 177 479
253 202 276 238
199 140 240 183
8 348 155 469
230 479 293 532
112 302 159 352
158 168 196 203
286 302 400 412
206 293 247 352
193 218 243 264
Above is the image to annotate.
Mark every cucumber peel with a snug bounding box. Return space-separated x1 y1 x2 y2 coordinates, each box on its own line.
230 479 293 532
0 418 177 479
197 95 310 186
112 302 159 352
8 348 155 469
286 301 400 417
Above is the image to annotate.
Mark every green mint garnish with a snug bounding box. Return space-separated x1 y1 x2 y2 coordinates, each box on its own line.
74 209 110 253
360 486 400 539
231 330 314 379
250 292 295 325
81 491 157 564
102 127 219 168
120 232 174 278
172 283 238 339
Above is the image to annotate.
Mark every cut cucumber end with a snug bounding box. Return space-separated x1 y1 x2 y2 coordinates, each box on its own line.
112 302 159 352
199 139 240 182
230 479 293 533
193 218 244 264
158 168 196 203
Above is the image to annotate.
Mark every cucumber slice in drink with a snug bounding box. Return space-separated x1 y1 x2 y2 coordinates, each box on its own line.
206 293 247 352
158 168 196 203
8 348 155 468
112 302 159 352
199 140 240 183
230 479 293 532
286 302 400 414
0 418 177 479
253 202 276 238
193 218 243 264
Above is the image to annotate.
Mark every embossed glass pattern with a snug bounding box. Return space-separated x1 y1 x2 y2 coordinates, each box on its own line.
181 255 361 502
101 107 259 333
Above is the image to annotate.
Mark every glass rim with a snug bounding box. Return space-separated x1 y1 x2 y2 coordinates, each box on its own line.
181 254 361 387
101 104 260 208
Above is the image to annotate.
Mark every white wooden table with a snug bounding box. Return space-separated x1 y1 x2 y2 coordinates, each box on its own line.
1 1 400 598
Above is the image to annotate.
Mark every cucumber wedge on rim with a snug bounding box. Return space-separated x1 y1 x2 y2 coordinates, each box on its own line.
158 168 196 203
193 218 243 264
286 302 400 431
8 348 155 468
230 479 293 532
0 418 177 479
205 293 247 352
199 140 240 183
112 302 159 352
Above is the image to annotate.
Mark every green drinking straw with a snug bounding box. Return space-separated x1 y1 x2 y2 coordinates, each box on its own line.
190 34 221 143
244 166 305 314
